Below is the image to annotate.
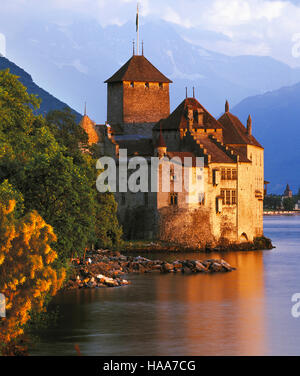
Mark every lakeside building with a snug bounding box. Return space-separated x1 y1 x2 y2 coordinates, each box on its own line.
80 50 265 247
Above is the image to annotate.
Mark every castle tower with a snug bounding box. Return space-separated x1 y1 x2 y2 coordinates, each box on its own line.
105 54 172 126
283 184 293 198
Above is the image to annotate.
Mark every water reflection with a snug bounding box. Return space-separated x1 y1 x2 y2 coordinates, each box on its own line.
30 216 300 356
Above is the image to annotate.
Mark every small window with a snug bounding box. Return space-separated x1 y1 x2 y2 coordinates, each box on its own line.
145 82 149 89
225 190 231 205
159 83 163 89
232 169 237 180
221 168 226 180
232 190 236 205
226 168 232 180
220 189 225 205
130 82 134 88
198 193 205 205
169 192 178 206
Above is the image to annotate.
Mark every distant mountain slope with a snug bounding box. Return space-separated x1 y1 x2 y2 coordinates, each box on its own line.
232 83 300 194
0 56 81 121
3 15 300 121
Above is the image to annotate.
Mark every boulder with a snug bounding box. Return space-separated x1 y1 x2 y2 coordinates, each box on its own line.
195 261 208 272
162 263 174 273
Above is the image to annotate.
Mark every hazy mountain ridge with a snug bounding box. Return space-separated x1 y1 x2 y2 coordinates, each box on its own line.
232 82 300 194
4 15 300 122
0 56 81 121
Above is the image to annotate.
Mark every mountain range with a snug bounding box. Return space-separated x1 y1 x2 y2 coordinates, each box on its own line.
3 16 300 121
233 83 300 194
0 56 81 121
1 16 300 193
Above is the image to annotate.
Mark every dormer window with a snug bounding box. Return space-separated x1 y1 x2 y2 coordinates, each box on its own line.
145 82 149 89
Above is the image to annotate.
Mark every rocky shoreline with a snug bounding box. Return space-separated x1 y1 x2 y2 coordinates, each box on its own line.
64 249 236 290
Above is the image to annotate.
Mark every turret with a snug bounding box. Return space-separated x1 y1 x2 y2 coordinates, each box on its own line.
247 115 252 136
156 126 167 158
225 100 229 113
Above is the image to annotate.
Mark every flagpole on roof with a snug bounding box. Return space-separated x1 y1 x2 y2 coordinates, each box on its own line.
136 3 139 55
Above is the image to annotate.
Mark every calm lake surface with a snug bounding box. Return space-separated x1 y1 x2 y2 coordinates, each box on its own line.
30 216 300 356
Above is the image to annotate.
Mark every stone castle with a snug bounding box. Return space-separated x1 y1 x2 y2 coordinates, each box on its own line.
80 50 264 248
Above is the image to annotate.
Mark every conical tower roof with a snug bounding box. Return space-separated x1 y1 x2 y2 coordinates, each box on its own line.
105 55 172 84
79 114 99 145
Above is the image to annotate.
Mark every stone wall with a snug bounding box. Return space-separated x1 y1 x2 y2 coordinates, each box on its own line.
158 207 215 248
123 81 170 124
107 83 123 124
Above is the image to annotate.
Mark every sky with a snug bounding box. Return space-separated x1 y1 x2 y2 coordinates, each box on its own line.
1 0 300 67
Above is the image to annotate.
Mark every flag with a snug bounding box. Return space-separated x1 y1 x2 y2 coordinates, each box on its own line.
136 4 139 32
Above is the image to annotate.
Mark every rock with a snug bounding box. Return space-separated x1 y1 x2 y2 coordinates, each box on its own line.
209 262 223 272
195 261 208 272
173 262 183 269
162 263 174 273
152 264 162 272
181 267 192 274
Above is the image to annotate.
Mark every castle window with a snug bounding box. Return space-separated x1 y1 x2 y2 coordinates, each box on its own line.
231 190 236 205
199 193 205 205
145 82 149 89
220 189 237 206
226 168 232 180
232 169 237 180
169 192 178 206
130 82 134 88
221 168 226 180
220 189 225 205
225 190 231 205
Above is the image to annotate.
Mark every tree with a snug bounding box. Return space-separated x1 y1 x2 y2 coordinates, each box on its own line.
264 194 281 210
0 183 65 355
0 70 122 262
282 197 295 211
95 192 123 249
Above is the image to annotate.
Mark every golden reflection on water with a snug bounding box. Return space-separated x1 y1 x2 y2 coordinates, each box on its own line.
153 252 266 355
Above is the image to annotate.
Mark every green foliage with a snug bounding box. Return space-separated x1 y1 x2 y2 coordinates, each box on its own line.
95 192 123 249
263 194 282 210
0 180 24 217
46 107 88 157
0 69 122 264
282 197 295 211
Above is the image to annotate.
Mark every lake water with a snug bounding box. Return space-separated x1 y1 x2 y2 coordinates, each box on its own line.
30 216 300 356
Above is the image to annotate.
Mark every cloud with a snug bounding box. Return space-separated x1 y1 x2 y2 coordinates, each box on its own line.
1 0 300 66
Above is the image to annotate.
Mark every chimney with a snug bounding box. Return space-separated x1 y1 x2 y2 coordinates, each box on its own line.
247 115 252 136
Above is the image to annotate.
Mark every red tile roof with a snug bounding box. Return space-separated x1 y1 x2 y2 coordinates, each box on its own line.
105 55 172 84
218 112 262 148
199 137 236 163
167 152 199 167
154 97 223 131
